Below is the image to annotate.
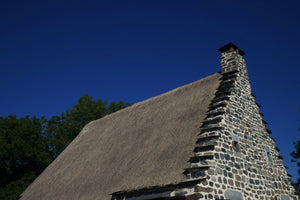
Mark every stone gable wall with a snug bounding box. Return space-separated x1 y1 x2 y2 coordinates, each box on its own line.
191 47 297 199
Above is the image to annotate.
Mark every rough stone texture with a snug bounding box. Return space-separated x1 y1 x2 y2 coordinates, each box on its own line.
188 44 297 199
282 194 293 200
194 186 213 193
111 43 298 200
225 189 244 200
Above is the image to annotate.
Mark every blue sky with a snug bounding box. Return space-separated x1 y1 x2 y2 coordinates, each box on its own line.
1 1 299 182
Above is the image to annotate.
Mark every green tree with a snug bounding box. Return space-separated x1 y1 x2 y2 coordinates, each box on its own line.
107 100 130 113
291 140 300 192
0 115 50 200
291 107 300 193
0 95 132 199
46 95 132 158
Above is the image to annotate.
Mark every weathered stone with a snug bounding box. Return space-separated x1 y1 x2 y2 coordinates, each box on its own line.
224 189 243 200
218 177 222 183
211 176 216 182
236 175 241 181
225 154 230 160
179 44 297 200
224 170 227 177
281 194 291 200
202 180 208 186
194 185 213 192
186 193 202 200
207 169 214 175
214 153 220 159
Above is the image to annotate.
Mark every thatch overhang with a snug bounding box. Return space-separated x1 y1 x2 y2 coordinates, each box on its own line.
20 72 221 200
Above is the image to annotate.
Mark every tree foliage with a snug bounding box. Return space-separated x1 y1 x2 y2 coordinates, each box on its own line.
46 95 131 158
291 140 300 192
291 107 300 193
0 95 131 200
0 116 50 200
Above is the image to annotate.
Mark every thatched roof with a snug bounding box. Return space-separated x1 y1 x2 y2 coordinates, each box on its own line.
20 72 221 200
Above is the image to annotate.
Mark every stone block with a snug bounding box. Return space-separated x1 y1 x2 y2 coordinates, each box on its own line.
194 186 213 193
224 189 244 200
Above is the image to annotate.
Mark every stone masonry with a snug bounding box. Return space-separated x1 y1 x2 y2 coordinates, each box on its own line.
112 43 298 200
186 43 297 199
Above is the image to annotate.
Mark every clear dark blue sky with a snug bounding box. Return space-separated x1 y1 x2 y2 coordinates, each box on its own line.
1 0 299 181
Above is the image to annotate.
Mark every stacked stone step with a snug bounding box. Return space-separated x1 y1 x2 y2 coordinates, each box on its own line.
184 135 217 179
184 69 238 194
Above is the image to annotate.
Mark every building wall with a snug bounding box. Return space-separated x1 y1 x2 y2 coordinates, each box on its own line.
192 46 297 199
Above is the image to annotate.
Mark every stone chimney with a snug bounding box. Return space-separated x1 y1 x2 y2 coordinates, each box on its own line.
218 42 247 74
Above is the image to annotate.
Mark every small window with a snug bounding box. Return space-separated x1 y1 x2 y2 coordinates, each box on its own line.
265 146 273 166
232 140 241 153
231 134 241 154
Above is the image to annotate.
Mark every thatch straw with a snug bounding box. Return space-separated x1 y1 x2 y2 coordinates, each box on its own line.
20 73 221 200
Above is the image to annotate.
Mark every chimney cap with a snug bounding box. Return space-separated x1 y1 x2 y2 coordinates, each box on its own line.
218 42 245 56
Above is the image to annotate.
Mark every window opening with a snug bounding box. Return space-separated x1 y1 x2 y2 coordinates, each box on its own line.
265 146 273 167
231 134 241 154
232 140 241 153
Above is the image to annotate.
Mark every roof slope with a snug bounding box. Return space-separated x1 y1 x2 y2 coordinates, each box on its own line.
20 72 221 200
